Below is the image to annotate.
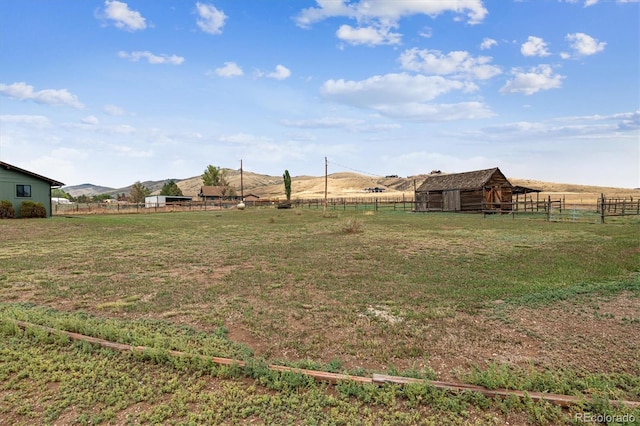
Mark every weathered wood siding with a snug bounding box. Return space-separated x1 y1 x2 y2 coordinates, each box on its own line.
443 190 461 211
414 168 513 213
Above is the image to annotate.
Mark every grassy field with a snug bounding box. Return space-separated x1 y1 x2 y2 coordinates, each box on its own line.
1 209 639 425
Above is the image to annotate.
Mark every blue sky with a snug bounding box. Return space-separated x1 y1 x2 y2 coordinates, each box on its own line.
0 0 638 189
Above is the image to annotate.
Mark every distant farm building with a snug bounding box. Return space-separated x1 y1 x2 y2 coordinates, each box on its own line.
199 186 240 202
0 161 64 217
242 194 260 205
414 167 513 212
364 187 386 193
51 197 72 205
145 195 193 208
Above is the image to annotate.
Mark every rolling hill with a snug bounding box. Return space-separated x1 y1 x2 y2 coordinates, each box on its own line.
63 169 639 203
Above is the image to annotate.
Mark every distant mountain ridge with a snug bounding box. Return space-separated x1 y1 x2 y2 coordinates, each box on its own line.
62 170 429 199
63 169 638 200
63 183 116 197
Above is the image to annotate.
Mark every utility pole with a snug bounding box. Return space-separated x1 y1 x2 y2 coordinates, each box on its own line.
324 157 328 214
240 159 244 200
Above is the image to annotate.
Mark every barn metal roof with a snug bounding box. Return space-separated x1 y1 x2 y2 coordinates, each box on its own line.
415 167 509 192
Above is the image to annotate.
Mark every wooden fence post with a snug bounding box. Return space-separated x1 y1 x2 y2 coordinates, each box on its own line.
600 193 605 224
546 196 551 221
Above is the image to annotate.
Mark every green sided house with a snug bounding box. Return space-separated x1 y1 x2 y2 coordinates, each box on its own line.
0 161 65 217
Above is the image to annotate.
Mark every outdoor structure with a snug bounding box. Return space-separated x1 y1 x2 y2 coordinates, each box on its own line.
242 194 261 206
51 197 72 205
512 185 542 211
145 195 193 208
0 161 64 217
414 167 513 212
364 187 386 193
198 186 240 202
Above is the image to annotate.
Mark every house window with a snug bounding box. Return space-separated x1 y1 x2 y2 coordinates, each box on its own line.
16 184 31 198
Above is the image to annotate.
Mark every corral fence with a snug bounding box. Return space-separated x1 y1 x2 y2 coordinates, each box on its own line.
597 194 639 223
296 197 414 212
496 194 639 223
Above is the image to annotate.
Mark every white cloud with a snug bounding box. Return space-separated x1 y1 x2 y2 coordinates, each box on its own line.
267 65 292 80
101 0 146 31
565 32 606 56
500 65 565 95
482 111 640 138
480 38 497 50
374 102 495 121
104 104 126 116
295 0 488 27
399 48 501 80
559 0 639 5
81 115 99 125
196 2 227 34
280 116 400 132
321 73 473 106
555 111 640 131
320 73 491 121
419 27 433 39
111 124 136 134
0 114 51 127
118 51 185 65
0 82 84 109
521 36 550 57
213 62 244 78
336 24 401 46
281 117 365 129
110 144 153 158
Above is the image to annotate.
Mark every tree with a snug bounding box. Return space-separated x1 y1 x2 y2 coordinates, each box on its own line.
52 188 71 200
283 169 292 201
92 193 113 203
129 181 150 203
160 180 183 196
202 165 229 187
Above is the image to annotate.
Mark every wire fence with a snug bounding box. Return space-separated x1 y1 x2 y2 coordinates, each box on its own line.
53 194 638 224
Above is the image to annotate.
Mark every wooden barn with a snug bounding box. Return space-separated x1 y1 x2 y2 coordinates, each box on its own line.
414 167 513 212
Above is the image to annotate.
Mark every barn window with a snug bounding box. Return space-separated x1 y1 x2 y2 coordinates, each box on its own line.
16 184 31 198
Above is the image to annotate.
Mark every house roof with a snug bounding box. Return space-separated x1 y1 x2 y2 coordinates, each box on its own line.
0 161 65 187
199 186 233 197
416 167 509 192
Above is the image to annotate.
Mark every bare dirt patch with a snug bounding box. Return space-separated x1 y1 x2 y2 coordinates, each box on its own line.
214 290 640 383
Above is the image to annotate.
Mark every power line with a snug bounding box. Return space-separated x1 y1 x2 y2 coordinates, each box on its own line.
326 160 383 177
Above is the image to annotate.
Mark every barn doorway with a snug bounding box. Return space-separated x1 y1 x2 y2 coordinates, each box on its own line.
485 186 503 210
443 190 461 211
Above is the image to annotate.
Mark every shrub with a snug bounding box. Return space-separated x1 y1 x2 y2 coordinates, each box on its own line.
20 201 47 218
340 217 363 234
0 200 15 219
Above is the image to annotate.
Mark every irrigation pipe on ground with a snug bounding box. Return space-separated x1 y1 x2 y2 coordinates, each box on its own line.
11 320 640 410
